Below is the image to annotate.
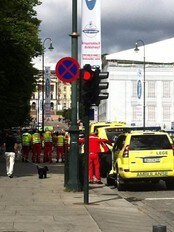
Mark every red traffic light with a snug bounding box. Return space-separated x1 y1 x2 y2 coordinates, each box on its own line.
83 70 94 80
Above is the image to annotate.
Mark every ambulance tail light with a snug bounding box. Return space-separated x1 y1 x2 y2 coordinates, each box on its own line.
123 145 129 158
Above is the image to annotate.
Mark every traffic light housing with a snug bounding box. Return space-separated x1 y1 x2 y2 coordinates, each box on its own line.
79 65 109 107
93 68 109 106
79 64 95 106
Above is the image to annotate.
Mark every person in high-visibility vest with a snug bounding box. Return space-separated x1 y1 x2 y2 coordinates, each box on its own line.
31 129 42 163
43 127 53 163
55 131 65 162
22 129 31 162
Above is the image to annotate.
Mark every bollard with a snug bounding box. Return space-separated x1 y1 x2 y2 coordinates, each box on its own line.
153 225 166 232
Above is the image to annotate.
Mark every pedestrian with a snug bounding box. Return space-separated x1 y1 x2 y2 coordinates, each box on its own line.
79 131 112 184
55 131 65 162
43 127 53 163
3 129 18 178
31 129 42 163
21 129 31 162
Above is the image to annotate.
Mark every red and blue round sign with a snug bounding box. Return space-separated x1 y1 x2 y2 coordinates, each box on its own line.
55 57 80 83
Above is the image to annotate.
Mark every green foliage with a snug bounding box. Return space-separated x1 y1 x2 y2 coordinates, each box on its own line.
0 0 42 129
62 109 72 121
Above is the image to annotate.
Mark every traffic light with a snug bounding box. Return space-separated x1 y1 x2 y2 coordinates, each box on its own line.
79 65 109 107
93 68 109 106
79 64 95 106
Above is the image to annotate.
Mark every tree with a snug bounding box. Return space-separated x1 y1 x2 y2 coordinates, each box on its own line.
0 0 42 129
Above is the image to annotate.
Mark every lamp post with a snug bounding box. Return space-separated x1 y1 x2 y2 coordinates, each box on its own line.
42 38 54 132
134 39 146 129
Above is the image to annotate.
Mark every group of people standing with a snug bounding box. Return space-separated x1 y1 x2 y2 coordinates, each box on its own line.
0 127 68 178
21 127 69 164
1 126 112 185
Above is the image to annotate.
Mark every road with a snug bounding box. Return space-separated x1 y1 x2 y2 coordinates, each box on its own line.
103 180 174 231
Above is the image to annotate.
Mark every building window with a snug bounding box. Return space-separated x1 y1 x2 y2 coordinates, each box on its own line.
31 93 35 100
31 102 36 110
51 85 54 92
163 105 170 121
163 81 170 98
37 84 41 92
132 81 137 97
132 105 137 121
51 102 54 110
148 81 155 97
148 105 155 121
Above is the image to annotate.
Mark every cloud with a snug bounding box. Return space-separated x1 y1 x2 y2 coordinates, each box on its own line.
33 0 174 65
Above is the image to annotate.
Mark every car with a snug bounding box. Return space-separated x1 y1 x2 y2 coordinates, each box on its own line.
108 130 174 190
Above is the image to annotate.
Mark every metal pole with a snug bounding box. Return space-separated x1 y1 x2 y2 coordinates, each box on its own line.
135 40 145 129
42 37 53 132
84 106 89 204
143 44 146 129
42 50 45 132
66 0 81 191
37 84 39 127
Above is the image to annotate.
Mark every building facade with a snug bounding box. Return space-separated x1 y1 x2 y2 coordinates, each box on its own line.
30 69 71 121
100 61 174 130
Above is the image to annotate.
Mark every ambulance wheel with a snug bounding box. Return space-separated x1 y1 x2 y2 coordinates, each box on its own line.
116 172 126 191
165 179 174 190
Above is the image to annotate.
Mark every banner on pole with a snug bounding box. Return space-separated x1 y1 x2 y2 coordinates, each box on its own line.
136 68 143 120
81 0 101 68
38 92 42 124
45 67 51 118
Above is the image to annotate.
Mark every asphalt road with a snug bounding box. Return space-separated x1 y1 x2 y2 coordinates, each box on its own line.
104 180 174 231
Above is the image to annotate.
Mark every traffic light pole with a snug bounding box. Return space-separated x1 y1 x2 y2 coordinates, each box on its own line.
66 0 81 191
84 106 89 204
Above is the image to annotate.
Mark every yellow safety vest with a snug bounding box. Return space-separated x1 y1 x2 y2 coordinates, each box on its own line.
57 135 64 146
32 133 41 144
44 131 52 142
22 133 31 146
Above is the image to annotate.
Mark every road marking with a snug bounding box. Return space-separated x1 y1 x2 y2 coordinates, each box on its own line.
145 197 174 200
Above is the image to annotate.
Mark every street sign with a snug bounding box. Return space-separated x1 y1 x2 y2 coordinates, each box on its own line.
55 57 80 83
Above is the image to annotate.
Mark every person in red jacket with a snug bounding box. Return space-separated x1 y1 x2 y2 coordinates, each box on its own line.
79 132 112 184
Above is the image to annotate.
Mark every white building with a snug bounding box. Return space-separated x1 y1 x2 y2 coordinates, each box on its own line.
100 37 174 130
30 63 71 121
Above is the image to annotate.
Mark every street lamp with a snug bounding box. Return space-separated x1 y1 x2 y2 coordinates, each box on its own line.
134 39 146 129
42 38 54 132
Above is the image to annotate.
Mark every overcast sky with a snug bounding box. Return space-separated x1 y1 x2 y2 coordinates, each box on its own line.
34 0 174 65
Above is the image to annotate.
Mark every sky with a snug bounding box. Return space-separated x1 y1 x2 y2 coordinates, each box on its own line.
33 0 174 66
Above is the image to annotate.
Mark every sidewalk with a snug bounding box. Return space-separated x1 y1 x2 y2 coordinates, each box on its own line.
0 156 164 232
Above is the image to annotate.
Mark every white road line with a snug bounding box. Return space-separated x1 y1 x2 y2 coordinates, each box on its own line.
145 197 174 200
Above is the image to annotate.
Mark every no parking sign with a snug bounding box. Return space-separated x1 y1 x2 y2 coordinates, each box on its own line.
55 57 80 83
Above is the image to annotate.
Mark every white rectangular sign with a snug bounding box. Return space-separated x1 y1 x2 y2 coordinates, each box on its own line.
81 0 101 68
